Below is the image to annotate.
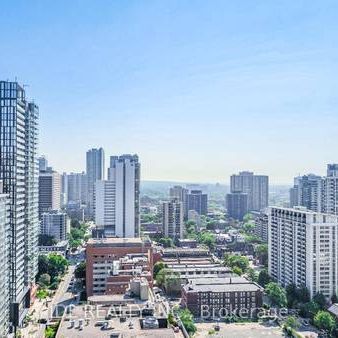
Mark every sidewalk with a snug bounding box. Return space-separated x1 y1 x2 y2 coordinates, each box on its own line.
21 265 76 337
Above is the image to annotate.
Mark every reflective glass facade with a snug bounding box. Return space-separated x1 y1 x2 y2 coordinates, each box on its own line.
0 81 39 328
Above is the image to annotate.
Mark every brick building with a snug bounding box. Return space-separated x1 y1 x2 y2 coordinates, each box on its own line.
181 277 262 318
86 237 153 297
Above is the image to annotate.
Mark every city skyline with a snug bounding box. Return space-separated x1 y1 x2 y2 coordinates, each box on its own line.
1 1 338 184
2 1 338 336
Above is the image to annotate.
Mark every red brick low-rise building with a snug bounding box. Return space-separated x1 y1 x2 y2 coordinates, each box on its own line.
181 277 263 318
86 237 153 297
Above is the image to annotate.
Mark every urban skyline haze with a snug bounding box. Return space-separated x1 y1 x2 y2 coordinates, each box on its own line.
1 0 337 184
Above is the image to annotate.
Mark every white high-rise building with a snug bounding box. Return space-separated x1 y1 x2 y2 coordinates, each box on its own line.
95 180 116 235
108 155 140 238
0 81 39 328
162 199 184 240
41 211 70 242
230 171 269 211
38 169 61 218
86 148 105 218
95 155 140 238
269 206 338 299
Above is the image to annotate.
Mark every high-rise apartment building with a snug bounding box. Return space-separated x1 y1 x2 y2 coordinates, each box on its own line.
0 81 39 327
162 199 184 240
230 171 269 211
226 192 248 221
289 174 322 212
95 180 116 236
322 176 338 215
289 186 299 208
253 209 268 243
0 191 10 336
186 190 208 218
41 211 70 242
39 169 61 218
108 155 140 237
169 185 188 203
86 148 105 218
95 155 140 237
327 164 338 177
60 172 68 207
268 206 338 299
67 172 87 204
169 185 188 219
38 155 48 172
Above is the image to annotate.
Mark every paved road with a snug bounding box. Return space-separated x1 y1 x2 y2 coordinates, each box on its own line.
21 259 79 338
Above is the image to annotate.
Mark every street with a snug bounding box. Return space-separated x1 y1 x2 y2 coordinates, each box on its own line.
21 254 82 338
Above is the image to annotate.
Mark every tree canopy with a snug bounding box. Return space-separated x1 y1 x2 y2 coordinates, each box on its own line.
224 254 249 274
314 311 335 332
178 309 197 335
75 262 86 279
257 269 271 287
265 282 287 307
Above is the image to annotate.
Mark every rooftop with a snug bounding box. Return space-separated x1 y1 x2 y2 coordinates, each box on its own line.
87 237 150 247
56 305 179 338
183 277 262 293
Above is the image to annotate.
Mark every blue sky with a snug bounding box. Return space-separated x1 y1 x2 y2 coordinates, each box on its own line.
1 0 337 184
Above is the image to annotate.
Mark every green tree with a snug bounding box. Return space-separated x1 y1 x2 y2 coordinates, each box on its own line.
153 261 167 279
48 254 68 277
246 267 257 282
286 284 310 308
165 272 181 293
158 237 174 248
168 312 177 326
255 244 268 266
313 292 327 310
296 285 310 303
178 309 196 335
243 234 263 244
242 221 255 234
69 238 82 250
314 311 335 332
226 255 250 273
265 282 287 307
38 273 51 287
71 219 81 228
45 324 58 338
75 262 86 279
36 289 48 300
37 255 49 278
243 213 253 223
198 232 216 250
155 268 167 287
257 269 271 287
284 316 300 330
299 300 320 319
233 266 243 276
206 220 216 231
